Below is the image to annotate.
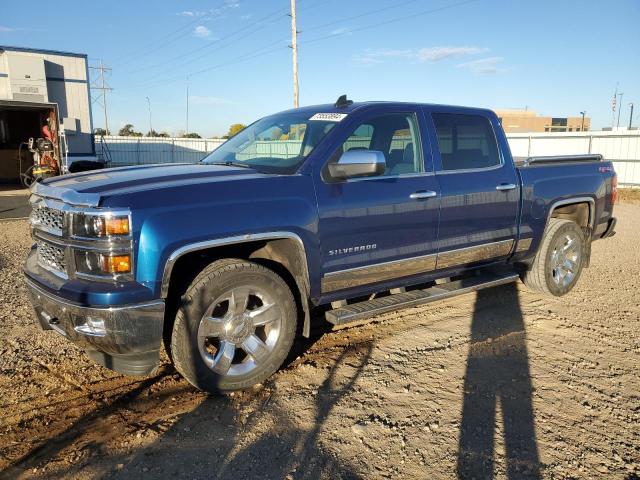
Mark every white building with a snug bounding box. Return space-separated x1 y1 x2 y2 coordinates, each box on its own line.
0 45 97 183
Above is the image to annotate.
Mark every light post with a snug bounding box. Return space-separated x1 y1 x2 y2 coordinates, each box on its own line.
629 103 635 130
580 111 586 131
616 92 624 129
145 96 153 135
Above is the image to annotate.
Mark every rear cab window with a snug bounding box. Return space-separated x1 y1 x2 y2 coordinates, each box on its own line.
431 113 501 171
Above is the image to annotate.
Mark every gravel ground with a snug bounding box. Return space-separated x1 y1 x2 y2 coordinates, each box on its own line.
0 204 639 480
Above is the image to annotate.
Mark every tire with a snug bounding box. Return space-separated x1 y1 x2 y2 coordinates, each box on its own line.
170 258 297 393
522 218 586 296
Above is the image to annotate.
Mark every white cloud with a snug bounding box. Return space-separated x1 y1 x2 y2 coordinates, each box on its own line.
189 96 231 105
415 46 488 62
330 27 352 36
194 25 211 38
0 26 17 32
457 56 506 74
179 10 207 17
355 46 488 66
226 0 241 7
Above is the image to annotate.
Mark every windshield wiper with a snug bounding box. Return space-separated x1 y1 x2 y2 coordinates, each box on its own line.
206 161 253 169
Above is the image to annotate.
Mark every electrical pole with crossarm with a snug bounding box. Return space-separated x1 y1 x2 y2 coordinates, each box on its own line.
90 60 113 134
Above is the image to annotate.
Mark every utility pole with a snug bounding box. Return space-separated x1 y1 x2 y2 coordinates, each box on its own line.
289 0 299 108
90 60 113 134
186 76 190 135
629 103 635 130
580 111 586 131
616 92 624 129
146 96 153 134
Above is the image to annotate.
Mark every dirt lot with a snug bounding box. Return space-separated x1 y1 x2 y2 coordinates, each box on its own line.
0 204 638 480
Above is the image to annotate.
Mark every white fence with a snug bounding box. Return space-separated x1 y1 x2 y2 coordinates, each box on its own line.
508 131 640 187
97 136 226 166
98 131 640 187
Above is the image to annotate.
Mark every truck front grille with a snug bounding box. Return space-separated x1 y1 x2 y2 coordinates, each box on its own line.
36 240 67 275
31 205 64 233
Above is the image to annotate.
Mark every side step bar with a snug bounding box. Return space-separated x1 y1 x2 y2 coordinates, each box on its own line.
325 271 519 326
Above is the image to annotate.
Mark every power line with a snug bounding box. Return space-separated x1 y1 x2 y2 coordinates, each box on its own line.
122 6 289 76
112 1 230 66
126 0 480 92
299 0 481 46
122 0 332 79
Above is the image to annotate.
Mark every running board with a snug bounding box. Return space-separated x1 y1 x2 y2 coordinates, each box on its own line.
325 271 519 326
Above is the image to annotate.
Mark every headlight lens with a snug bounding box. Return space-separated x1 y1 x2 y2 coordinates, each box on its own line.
72 213 130 238
75 251 132 276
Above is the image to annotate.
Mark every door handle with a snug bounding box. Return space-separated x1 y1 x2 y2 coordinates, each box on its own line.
410 190 437 200
496 183 517 191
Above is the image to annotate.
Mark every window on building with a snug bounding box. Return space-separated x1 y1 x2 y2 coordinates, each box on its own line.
432 113 500 171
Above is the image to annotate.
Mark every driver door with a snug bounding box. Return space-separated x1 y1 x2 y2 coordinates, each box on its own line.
314 107 441 296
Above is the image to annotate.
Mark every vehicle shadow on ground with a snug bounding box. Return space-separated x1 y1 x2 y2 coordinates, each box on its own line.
103 340 372 479
0 367 178 479
457 282 541 479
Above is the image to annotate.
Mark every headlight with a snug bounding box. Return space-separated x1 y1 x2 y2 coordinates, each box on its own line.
71 213 130 238
75 251 132 277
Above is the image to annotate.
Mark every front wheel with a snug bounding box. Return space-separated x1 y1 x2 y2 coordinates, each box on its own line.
170 259 297 393
521 218 586 296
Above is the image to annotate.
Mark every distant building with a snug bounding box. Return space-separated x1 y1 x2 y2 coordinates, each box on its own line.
494 109 591 133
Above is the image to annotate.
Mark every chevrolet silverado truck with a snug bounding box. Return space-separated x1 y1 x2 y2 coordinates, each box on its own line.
24 97 617 393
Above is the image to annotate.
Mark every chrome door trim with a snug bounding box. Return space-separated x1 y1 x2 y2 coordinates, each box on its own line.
436 239 514 269
161 232 309 298
321 252 437 293
515 237 533 253
321 239 517 293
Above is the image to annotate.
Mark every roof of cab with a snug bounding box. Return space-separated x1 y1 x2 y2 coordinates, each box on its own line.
278 100 496 117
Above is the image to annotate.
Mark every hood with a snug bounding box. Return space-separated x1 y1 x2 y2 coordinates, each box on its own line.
35 163 269 206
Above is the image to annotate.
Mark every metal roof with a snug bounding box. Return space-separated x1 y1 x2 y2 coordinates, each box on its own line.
0 45 87 59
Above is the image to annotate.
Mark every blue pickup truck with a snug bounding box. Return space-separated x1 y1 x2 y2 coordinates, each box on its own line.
24 97 617 392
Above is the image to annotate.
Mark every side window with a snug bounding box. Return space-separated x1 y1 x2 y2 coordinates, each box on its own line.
327 113 423 179
432 113 500 171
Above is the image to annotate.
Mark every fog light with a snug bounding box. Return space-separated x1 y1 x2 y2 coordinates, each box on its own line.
74 315 107 336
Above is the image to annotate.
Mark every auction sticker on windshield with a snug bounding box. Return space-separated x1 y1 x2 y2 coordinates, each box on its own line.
309 113 348 121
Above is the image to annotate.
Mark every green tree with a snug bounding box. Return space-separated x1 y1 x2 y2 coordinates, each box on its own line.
182 132 202 139
118 124 143 137
226 123 246 138
94 127 110 136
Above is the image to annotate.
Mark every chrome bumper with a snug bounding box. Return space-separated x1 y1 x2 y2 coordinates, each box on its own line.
25 278 165 376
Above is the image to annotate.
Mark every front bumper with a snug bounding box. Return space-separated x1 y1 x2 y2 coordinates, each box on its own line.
25 277 165 376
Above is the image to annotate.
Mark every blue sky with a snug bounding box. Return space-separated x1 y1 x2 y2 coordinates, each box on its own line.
2 0 639 136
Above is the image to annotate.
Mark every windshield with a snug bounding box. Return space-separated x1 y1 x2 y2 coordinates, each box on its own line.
202 111 339 174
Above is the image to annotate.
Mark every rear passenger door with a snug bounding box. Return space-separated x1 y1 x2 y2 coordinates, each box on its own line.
426 109 520 270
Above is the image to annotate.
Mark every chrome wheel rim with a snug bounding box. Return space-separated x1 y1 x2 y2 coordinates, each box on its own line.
550 233 580 287
197 286 282 377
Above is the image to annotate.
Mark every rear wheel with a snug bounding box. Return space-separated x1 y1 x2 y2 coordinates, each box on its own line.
522 218 585 296
170 259 297 392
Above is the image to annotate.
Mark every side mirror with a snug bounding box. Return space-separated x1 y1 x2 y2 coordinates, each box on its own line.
328 150 386 180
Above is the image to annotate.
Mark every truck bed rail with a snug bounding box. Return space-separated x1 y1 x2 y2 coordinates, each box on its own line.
516 154 603 167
